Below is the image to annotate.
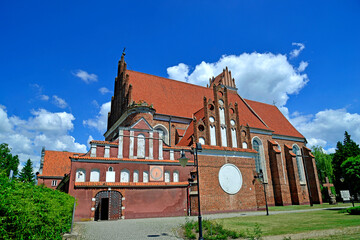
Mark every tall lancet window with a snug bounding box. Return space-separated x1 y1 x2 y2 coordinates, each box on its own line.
252 137 268 183
221 127 227 147
209 117 216 146
292 145 306 184
137 134 145 158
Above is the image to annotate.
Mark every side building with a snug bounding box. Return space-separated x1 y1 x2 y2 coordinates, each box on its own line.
38 53 322 220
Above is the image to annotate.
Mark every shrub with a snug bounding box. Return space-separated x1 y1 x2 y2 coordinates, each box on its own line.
346 206 360 215
0 171 75 239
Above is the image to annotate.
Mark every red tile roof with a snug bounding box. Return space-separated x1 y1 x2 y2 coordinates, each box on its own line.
245 99 304 138
127 70 304 139
39 150 83 177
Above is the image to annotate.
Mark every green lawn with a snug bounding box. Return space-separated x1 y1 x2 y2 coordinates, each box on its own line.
214 209 360 236
268 202 354 211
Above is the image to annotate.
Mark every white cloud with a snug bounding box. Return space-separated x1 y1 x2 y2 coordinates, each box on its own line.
167 52 309 107
99 87 111 95
73 70 98 84
290 42 305 58
0 106 87 171
52 95 68 109
39 95 49 101
83 101 111 133
290 108 360 151
297 61 308 72
167 63 190 82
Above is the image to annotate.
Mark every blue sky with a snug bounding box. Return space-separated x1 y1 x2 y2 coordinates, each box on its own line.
1 1 359 170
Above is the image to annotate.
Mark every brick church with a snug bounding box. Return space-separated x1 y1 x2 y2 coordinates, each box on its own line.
37 53 322 221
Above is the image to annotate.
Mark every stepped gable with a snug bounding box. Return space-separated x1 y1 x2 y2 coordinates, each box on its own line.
245 99 304 138
39 150 83 177
126 70 267 130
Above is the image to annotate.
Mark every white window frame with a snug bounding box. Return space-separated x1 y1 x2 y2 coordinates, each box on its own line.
292 144 306 185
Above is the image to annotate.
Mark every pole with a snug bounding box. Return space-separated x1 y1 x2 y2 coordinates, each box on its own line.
263 183 269 216
70 198 76 233
195 145 203 240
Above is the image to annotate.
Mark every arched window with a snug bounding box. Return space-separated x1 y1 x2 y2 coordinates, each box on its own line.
164 171 170 182
106 166 115 182
219 107 225 125
242 142 248 149
221 126 227 147
231 128 237 148
75 169 86 182
210 125 216 146
252 137 268 183
143 171 149 183
154 124 169 145
173 171 179 182
199 137 205 145
292 145 306 184
133 170 139 182
90 169 100 182
137 134 145 158
120 169 130 182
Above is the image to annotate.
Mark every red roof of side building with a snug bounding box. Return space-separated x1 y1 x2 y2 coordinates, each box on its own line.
245 99 304 138
39 150 83 177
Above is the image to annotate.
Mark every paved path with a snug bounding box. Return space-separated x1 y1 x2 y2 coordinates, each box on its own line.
76 207 346 240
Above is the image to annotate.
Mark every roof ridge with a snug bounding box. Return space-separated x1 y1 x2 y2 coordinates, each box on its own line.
239 96 269 129
127 69 211 90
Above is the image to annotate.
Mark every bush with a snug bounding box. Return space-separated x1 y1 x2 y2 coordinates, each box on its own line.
346 206 360 215
0 171 75 239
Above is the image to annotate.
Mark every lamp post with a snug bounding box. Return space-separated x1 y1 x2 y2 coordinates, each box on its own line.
179 142 203 240
255 169 269 216
340 177 354 207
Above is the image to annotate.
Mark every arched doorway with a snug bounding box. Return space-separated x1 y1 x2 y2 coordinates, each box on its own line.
94 191 122 221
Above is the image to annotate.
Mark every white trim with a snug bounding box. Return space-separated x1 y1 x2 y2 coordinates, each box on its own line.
158 132 163 160
118 129 123 158
154 124 169 145
149 131 154 160
104 145 110 158
129 130 134 159
130 117 153 130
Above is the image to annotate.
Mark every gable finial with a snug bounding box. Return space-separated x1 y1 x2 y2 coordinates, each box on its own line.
122 47 126 56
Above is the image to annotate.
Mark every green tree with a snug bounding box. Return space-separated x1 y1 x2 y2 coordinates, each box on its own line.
341 155 360 195
0 143 19 177
333 131 360 194
19 159 35 184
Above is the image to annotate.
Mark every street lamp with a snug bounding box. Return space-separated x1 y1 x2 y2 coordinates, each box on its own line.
178 142 203 240
340 177 354 207
254 169 269 216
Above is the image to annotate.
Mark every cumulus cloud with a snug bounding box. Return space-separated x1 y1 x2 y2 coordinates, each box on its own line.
99 87 111 95
290 108 360 150
73 70 98 84
52 95 68 109
83 101 111 133
167 52 309 107
0 106 87 170
290 42 305 58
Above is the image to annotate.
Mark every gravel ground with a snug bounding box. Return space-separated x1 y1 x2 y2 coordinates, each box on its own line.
76 207 347 240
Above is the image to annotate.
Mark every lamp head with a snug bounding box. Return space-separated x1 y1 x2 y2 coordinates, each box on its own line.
178 151 189 167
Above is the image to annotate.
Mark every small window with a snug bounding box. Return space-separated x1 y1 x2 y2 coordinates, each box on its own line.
108 166 114 171
75 169 86 182
173 171 179 182
133 170 139 183
199 137 205 145
242 142 248 149
90 169 100 182
143 171 149 182
120 169 130 182
51 180 57 186
164 171 170 183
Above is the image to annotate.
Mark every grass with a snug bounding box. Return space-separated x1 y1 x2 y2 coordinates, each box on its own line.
268 202 354 211
214 208 360 236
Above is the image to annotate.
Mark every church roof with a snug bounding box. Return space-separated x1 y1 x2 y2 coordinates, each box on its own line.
39 150 82 177
127 70 304 139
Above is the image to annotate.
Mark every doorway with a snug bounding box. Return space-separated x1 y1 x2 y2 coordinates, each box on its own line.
94 191 122 221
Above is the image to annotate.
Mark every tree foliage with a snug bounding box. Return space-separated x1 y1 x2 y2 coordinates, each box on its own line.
332 131 360 193
341 155 360 194
0 143 19 177
0 171 75 239
18 159 35 184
